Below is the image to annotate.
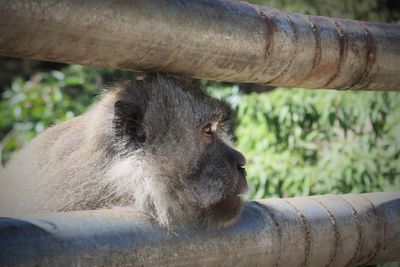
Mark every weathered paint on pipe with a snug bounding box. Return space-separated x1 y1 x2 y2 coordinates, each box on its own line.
0 192 399 266
0 0 399 91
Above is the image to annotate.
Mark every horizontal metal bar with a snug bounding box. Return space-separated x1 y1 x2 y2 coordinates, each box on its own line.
0 0 399 91
0 192 399 266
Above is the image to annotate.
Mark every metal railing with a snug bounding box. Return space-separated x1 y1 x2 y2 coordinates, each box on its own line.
0 192 399 266
0 0 399 91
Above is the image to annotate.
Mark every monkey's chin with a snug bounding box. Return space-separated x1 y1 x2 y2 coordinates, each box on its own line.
204 195 243 228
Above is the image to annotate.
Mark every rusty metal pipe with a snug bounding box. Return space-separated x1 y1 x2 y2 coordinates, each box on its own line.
0 192 399 266
0 0 399 91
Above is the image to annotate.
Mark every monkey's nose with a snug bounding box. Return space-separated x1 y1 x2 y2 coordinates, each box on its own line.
235 152 247 167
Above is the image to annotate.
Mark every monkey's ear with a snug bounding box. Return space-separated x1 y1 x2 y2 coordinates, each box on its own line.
113 100 147 146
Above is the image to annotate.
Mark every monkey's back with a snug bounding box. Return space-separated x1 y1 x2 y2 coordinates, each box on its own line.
0 114 110 216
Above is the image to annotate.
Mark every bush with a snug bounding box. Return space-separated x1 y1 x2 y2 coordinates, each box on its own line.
208 84 400 198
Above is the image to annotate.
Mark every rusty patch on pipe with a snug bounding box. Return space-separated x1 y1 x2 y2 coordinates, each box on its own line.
283 200 311 267
307 16 322 71
252 201 282 267
350 22 377 89
313 198 340 267
268 12 299 84
253 6 275 63
337 196 363 267
295 16 322 86
324 20 349 88
358 195 384 265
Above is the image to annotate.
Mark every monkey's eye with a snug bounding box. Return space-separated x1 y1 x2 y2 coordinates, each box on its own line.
202 122 218 137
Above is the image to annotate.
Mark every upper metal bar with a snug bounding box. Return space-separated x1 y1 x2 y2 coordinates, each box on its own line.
0 0 399 91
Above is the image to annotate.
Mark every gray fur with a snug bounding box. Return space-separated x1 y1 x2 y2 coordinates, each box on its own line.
0 74 247 228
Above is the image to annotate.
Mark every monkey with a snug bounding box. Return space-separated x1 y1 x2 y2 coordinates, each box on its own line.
0 74 248 228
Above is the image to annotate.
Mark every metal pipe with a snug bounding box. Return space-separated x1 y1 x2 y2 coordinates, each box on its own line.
0 0 399 91
0 192 399 266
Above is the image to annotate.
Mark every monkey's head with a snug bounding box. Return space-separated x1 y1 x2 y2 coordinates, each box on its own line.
102 74 247 228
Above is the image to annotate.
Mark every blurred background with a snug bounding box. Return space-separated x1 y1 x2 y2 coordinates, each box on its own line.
1 0 399 202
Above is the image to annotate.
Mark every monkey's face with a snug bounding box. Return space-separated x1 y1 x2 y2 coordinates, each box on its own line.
112 75 247 228
188 132 248 227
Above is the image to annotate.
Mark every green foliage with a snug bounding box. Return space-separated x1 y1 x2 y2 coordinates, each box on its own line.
208 84 400 198
0 65 133 164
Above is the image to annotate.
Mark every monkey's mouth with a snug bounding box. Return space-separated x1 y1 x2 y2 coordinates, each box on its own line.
214 169 248 211
209 167 248 223
237 165 248 195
